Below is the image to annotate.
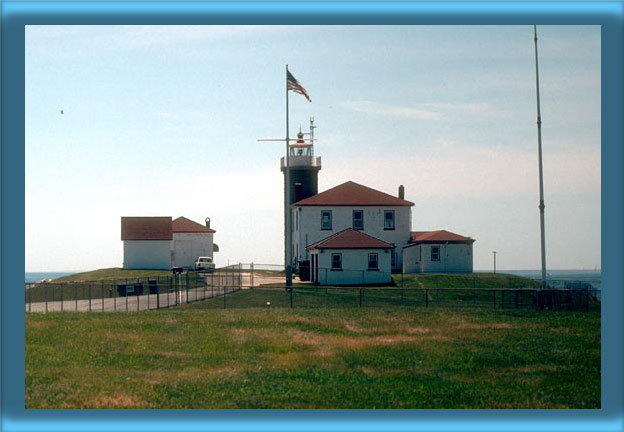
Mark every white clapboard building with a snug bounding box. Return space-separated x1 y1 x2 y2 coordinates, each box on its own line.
402 230 475 274
290 181 475 284
121 216 216 270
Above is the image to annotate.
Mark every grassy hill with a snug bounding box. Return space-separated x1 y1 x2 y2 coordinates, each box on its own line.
52 268 177 282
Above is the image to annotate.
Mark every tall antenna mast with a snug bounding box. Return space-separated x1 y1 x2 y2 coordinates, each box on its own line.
309 116 315 157
533 25 547 288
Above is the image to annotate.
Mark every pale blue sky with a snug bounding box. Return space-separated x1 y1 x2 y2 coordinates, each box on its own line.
25 25 601 272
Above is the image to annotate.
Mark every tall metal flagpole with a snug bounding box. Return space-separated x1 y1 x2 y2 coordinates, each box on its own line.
533 25 547 288
285 65 292 287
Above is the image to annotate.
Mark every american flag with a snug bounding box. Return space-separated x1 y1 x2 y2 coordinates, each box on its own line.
287 70 311 103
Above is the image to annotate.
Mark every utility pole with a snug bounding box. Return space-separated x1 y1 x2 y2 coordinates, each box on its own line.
533 25 548 288
492 251 497 274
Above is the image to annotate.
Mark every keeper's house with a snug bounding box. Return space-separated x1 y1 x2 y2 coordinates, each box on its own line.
292 181 414 273
307 228 394 286
402 230 475 274
121 216 216 270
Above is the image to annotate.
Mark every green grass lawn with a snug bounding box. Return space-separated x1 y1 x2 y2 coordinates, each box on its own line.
26 300 600 408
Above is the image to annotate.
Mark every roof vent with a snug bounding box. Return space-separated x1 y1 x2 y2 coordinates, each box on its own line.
205 217 211 229
398 185 405 200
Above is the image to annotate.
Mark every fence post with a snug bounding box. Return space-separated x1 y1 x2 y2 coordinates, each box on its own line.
223 282 227 309
113 283 117 312
125 284 129 311
492 289 496 309
186 272 189 303
425 289 429 308
137 285 140 312
88 283 92 312
585 289 589 311
61 285 64 312
359 287 362 308
157 283 160 310
401 272 404 301
45 284 48 313
473 278 476 305
290 287 293 308
28 288 32 313
251 262 254 288
75 284 78 312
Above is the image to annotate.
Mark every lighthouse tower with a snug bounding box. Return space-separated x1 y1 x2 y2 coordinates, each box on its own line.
280 117 322 205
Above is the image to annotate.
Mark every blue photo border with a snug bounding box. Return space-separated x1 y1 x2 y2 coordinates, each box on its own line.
2 2 622 431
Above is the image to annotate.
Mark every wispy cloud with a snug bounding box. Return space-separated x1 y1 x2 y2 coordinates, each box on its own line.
341 100 500 121
342 101 442 120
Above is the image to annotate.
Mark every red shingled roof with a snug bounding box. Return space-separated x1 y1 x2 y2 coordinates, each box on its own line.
403 230 475 248
172 216 216 234
307 228 395 250
293 181 414 207
121 217 172 240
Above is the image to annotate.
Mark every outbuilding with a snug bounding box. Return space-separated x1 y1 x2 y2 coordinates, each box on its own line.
171 216 217 268
307 228 394 285
402 230 475 273
121 217 173 270
121 216 217 270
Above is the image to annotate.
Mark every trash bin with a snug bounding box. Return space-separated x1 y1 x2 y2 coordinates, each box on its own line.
299 260 310 281
134 283 144 296
117 284 127 297
148 280 158 294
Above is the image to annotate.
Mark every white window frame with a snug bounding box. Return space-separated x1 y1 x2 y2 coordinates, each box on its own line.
384 210 395 230
368 253 379 270
431 246 440 262
331 253 342 271
353 210 364 230
321 210 332 230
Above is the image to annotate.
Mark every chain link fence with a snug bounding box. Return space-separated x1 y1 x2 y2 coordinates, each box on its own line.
25 263 600 313
25 264 244 313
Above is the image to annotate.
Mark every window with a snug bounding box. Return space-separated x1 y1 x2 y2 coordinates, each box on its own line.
321 210 332 230
384 210 395 230
331 253 342 270
368 253 379 270
353 210 364 230
431 246 440 261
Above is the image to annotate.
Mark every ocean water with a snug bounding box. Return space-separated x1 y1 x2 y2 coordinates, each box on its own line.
25 272 77 283
501 269 601 289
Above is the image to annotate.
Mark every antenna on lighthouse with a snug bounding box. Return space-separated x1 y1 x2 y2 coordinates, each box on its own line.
309 116 316 156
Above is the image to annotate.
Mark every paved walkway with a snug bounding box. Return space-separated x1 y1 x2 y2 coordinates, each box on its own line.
25 272 293 313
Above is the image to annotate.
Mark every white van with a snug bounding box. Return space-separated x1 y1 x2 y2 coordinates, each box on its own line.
194 257 215 272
